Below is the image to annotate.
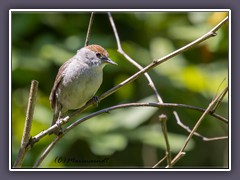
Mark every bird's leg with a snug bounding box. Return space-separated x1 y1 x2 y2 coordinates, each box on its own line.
55 111 64 135
50 104 64 136
90 96 99 107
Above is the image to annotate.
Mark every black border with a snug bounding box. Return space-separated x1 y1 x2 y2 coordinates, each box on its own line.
1 0 240 179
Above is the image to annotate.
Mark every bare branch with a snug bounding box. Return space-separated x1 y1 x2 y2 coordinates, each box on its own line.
159 114 172 168
65 101 228 132
169 86 228 166
152 155 167 168
33 135 62 168
28 101 228 149
173 111 228 141
210 16 229 32
14 80 39 168
210 86 228 114
165 152 186 168
108 12 163 103
85 12 95 46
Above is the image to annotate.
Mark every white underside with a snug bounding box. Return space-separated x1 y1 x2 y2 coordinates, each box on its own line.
56 59 103 112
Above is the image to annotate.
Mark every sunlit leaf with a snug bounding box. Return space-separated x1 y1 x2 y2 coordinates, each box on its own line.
88 134 127 155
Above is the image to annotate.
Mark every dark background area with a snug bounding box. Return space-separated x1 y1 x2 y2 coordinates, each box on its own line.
11 11 228 168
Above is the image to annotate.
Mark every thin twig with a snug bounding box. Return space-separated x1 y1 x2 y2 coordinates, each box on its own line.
85 12 95 46
168 86 229 167
210 86 229 114
202 136 228 141
108 12 163 103
152 155 167 168
173 111 228 141
159 114 172 168
14 80 39 168
33 135 63 168
65 102 228 132
166 152 186 168
29 102 228 148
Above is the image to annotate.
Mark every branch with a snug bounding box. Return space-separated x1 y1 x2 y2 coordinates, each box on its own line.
14 80 39 168
152 155 167 168
84 12 95 46
33 135 62 168
167 86 229 167
167 152 186 167
108 12 163 103
173 111 228 141
159 114 172 168
29 100 228 149
210 86 229 114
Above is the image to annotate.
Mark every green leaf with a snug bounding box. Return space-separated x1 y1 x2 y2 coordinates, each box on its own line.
88 134 127 155
110 95 159 129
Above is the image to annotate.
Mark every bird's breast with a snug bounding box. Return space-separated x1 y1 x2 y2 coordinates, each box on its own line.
57 62 103 111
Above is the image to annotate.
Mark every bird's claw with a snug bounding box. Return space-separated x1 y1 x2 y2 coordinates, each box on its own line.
91 96 99 107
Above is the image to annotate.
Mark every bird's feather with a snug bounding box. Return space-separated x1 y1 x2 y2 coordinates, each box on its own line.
49 59 73 110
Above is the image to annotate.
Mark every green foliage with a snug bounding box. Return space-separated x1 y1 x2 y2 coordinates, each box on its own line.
11 11 228 168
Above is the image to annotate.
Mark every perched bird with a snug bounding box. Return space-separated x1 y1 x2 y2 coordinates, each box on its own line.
49 44 117 134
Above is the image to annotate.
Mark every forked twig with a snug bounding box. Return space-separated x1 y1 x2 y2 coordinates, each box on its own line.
108 12 163 103
167 87 228 167
173 111 228 141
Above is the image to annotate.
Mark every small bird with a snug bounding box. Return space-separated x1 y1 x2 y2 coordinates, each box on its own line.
49 44 117 134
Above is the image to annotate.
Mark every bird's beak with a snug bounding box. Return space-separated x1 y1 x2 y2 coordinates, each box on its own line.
103 57 118 65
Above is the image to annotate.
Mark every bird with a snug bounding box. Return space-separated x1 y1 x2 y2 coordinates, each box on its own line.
49 44 117 134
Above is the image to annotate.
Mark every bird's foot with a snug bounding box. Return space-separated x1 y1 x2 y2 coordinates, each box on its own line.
91 96 99 107
49 119 64 136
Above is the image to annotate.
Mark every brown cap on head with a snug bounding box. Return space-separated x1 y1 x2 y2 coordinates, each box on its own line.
85 44 109 57
85 44 117 65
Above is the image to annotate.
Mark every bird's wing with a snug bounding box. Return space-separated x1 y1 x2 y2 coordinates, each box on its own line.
49 59 73 110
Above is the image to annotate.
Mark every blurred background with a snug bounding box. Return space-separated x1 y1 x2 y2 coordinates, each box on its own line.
11 11 229 168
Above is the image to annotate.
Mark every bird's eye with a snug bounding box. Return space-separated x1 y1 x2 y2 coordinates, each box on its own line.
96 52 101 58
